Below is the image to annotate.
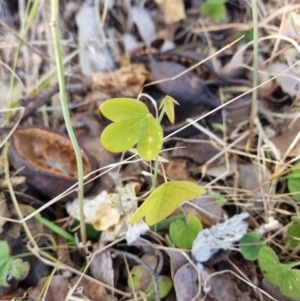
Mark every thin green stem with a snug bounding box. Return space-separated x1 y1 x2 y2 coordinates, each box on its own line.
3 143 39 250
50 0 86 246
250 0 258 120
151 107 166 190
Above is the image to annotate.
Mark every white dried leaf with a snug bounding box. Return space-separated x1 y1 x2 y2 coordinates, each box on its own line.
192 212 249 262
126 220 150 244
76 3 114 76
267 63 300 97
257 216 281 236
66 183 139 233
130 6 156 46
123 33 144 53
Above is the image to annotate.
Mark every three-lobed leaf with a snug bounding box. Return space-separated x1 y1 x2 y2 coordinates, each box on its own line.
129 181 205 226
100 98 163 161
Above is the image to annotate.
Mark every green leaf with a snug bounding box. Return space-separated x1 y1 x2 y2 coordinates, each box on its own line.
288 178 300 201
240 232 265 261
169 214 202 249
137 116 164 161
287 223 300 249
159 96 179 124
280 269 300 300
0 241 30 287
129 181 205 226
291 216 300 224
100 98 163 161
287 162 300 201
9 259 30 282
200 3 227 23
128 265 152 291
258 246 284 286
35 214 75 243
146 275 173 301
101 119 141 152
206 0 227 4
100 98 149 121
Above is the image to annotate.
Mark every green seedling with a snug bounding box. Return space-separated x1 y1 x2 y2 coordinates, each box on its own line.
169 214 202 249
35 214 76 244
258 246 300 300
159 95 179 124
239 232 265 261
200 0 227 23
0 241 30 287
100 97 206 226
100 98 163 161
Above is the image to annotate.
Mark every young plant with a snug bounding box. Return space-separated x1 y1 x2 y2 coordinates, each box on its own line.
100 97 205 226
258 246 300 300
0 241 30 287
200 0 227 23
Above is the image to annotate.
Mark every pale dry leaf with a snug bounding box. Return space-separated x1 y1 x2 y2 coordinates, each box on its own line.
126 220 150 244
76 2 115 76
270 118 300 157
101 183 140 242
130 6 156 46
237 164 270 194
221 43 246 76
90 242 114 288
123 33 144 53
192 213 249 262
70 277 113 301
198 263 253 301
174 262 200 301
165 249 188 279
0 193 8 234
183 196 223 227
205 158 237 179
155 0 186 24
281 12 300 39
267 63 300 97
67 183 139 233
28 275 69 301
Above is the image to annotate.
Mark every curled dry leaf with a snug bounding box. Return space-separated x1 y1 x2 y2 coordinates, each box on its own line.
267 63 300 97
92 63 151 97
155 0 186 24
9 127 97 198
67 182 140 240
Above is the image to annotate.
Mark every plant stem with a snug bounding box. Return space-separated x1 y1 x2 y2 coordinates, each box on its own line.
250 0 258 120
151 107 166 190
50 0 86 246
